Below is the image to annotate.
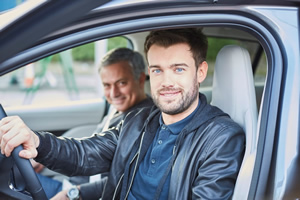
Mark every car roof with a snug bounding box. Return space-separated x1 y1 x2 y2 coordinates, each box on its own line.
216 0 298 5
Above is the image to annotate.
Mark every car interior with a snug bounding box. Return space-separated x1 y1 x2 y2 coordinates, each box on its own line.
1 25 267 199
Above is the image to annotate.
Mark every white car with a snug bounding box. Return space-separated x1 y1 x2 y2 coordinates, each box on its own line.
0 0 299 199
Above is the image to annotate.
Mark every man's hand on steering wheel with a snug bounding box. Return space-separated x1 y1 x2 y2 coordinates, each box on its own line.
0 116 40 159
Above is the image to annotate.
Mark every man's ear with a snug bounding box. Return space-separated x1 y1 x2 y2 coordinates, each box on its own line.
197 61 208 83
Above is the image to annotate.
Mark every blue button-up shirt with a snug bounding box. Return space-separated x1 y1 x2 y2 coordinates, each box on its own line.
128 101 200 200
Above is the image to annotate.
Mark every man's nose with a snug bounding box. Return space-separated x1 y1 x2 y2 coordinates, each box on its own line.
110 85 120 97
161 71 174 87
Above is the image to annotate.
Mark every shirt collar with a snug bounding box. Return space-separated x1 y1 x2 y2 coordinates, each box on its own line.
159 98 201 135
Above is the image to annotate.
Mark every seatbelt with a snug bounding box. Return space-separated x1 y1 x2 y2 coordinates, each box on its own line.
102 106 117 131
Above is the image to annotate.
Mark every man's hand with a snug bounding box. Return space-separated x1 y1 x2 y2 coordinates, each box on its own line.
0 116 40 159
51 190 69 200
51 186 81 200
31 159 45 173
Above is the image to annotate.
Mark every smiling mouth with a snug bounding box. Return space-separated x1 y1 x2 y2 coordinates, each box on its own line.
160 91 180 96
159 89 181 98
112 97 126 105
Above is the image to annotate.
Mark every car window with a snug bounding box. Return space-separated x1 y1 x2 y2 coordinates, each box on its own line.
202 37 267 87
253 51 267 83
0 36 132 107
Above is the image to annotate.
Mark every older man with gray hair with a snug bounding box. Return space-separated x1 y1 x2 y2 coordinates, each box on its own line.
37 47 153 199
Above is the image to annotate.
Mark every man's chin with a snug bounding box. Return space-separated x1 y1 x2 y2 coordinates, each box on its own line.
157 95 177 104
160 107 182 115
156 102 182 115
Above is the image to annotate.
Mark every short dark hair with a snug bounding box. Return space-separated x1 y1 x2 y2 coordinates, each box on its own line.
99 48 145 80
144 28 208 68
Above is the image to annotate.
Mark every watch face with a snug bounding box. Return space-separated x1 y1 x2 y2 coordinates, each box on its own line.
68 187 79 199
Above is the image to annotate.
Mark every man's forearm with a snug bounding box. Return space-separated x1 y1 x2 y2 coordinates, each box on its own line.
34 130 117 177
79 177 108 200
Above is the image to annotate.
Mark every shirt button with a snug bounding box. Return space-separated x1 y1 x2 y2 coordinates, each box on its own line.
158 140 162 144
162 125 166 129
151 159 156 164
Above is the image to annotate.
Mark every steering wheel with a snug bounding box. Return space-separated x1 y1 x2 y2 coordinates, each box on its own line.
0 104 48 200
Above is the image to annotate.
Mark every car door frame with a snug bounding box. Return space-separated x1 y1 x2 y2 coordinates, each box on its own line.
1 2 297 199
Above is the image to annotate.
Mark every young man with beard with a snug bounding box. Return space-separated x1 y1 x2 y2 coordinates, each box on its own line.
0 28 245 199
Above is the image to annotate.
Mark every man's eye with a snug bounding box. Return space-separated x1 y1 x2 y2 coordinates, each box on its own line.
119 81 126 86
103 84 110 89
175 68 184 73
152 69 161 74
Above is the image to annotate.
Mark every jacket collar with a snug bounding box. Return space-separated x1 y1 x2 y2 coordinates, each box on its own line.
146 93 228 135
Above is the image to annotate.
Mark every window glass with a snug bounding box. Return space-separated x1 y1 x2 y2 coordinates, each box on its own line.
202 37 267 87
200 36 267 109
0 36 132 107
254 51 267 83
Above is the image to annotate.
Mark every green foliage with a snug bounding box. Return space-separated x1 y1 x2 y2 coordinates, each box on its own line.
207 37 239 61
72 42 95 61
107 36 130 51
69 37 130 61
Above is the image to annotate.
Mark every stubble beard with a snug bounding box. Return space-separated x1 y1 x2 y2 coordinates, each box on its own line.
152 76 199 115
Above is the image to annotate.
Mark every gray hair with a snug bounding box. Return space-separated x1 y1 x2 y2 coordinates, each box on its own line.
99 48 146 80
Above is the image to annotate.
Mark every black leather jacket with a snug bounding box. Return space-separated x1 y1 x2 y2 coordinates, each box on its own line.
35 93 245 199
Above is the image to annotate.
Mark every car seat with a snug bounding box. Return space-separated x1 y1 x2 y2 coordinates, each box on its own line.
211 45 258 199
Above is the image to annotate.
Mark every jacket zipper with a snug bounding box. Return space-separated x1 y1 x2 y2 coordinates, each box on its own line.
173 145 177 155
124 131 146 199
112 142 141 199
113 173 124 200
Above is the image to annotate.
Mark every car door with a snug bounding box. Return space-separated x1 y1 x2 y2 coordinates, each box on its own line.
0 1 299 200
0 0 112 136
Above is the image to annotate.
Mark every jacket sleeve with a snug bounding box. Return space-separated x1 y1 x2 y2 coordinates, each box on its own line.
192 123 245 199
34 126 120 177
80 177 108 200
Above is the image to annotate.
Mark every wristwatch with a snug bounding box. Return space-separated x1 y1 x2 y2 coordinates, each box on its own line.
67 186 80 200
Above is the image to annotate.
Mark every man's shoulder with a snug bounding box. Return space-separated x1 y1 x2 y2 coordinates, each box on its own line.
194 100 244 137
123 97 155 119
211 115 244 133
125 104 157 122
198 93 243 132
130 96 154 111
119 105 158 136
